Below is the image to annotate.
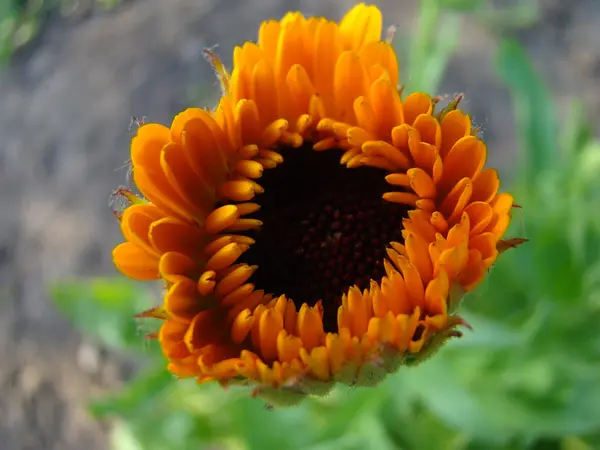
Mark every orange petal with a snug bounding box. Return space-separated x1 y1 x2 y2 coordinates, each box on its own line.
362 140 411 170
231 309 253 344
405 210 437 242
149 218 205 256
159 319 190 359
469 233 498 266
113 242 159 280
131 123 171 172
161 142 212 216
464 202 493 236
339 3 382 51
383 191 418 206
252 60 279 126
345 287 371 337
221 283 255 307
410 142 438 176
306 346 330 381
120 204 163 255
471 168 499 203
407 167 436 199
184 309 226 352
440 109 471 158
205 205 240 234
369 75 403 138
218 180 257 202
297 303 325 351
439 136 486 194
359 41 399 86
165 278 203 323
132 161 192 224
313 21 342 110
206 242 249 272
286 64 315 118
216 264 258 297
385 173 410 187
198 270 216 296
258 19 280 54
440 177 472 222
403 93 433 126
404 232 434 284
334 51 369 122
396 257 425 305
181 116 228 188
424 269 449 317
258 308 284 362
326 330 351 375
274 13 307 86
459 249 486 291
413 114 441 148
348 105 370 133
159 251 197 283
430 211 449 234
277 330 303 363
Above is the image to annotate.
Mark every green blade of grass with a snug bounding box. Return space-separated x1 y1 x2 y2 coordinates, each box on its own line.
496 38 558 184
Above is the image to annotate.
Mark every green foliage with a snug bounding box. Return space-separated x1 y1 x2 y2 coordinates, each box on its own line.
496 39 558 184
403 0 462 94
52 278 161 355
49 0 600 449
0 0 123 64
0 0 39 63
399 0 540 94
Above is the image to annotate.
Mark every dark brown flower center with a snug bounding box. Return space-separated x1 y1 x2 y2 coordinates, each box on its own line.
239 145 410 332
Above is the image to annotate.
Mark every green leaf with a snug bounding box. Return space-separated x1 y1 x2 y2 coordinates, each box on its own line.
223 400 297 449
51 277 160 353
449 311 524 349
309 383 391 443
353 415 398 450
111 421 144 450
407 0 461 93
437 0 486 12
399 357 511 441
560 100 594 158
496 38 558 183
90 366 174 418
477 2 540 31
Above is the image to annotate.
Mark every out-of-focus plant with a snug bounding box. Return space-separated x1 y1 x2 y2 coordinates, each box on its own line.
395 0 540 94
0 0 123 64
0 0 39 62
50 0 600 449
396 36 600 450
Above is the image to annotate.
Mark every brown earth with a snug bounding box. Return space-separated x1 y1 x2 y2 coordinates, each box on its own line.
0 0 597 448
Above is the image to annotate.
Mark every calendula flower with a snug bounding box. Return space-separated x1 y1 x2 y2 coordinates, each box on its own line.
112 3 522 406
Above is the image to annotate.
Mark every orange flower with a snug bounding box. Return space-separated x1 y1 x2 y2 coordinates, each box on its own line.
112 3 522 406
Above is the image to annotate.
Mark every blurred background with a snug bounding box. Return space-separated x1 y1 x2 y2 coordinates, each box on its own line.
1 0 599 449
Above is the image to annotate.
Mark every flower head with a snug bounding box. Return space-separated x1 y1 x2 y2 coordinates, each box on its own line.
112 3 521 406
